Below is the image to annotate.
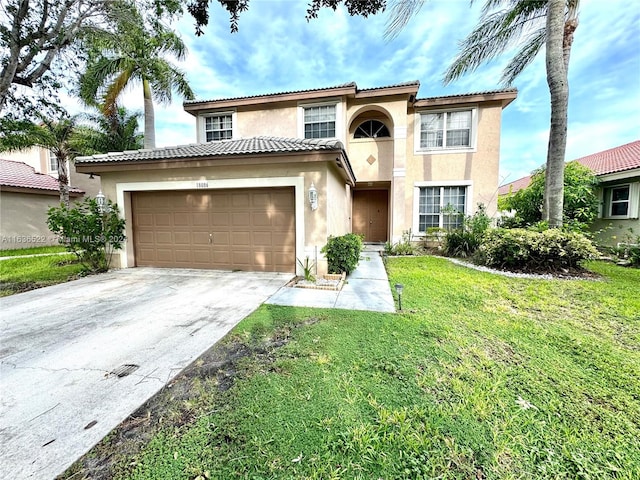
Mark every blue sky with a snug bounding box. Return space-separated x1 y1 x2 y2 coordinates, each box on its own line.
113 0 640 184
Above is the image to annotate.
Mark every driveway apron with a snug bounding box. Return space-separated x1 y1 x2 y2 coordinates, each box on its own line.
0 268 289 480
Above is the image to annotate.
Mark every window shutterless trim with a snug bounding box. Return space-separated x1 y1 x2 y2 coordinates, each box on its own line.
413 107 478 154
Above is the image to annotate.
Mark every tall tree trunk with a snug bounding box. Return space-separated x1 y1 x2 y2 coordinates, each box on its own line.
57 155 70 207
543 0 569 228
142 78 155 149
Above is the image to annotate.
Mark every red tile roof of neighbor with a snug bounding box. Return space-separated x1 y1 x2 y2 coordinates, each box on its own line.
0 158 83 194
498 140 640 195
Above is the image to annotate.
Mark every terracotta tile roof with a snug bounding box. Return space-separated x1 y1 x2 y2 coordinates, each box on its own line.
75 136 346 164
498 140 640 195
573 139 640 175
498 176 532 196
0 159 83 194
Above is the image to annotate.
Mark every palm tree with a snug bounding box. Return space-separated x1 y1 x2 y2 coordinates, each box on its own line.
80 106 144 153
79 9 195 149
387 0 580 228
0 115 92 206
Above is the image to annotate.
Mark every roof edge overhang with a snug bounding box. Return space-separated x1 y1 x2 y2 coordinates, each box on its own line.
184 84 358 115
76 149 357 187
1 185 84 196
414 89 518 109
597 167 640 183
354 82 420 99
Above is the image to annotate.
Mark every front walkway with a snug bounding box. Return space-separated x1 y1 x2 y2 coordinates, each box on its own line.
266 246 396 312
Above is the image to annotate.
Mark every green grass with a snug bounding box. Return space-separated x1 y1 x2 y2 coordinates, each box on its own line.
82 257 640 479
0 252 85 296
0 245 67 257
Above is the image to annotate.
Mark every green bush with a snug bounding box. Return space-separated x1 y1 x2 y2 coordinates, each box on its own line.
499 162 599 231
444 204 491 258
478 228 598 271
321 233 363 274
47 197 126 272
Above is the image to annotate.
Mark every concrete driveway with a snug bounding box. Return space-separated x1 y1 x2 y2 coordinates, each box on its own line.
0 268 290 480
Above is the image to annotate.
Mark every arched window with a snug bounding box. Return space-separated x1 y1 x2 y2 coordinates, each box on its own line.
354 119 390 139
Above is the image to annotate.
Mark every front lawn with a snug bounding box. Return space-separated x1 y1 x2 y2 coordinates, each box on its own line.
0 250 85 296
62 257 640 479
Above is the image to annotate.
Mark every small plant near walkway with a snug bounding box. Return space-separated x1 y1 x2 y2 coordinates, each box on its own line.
321 233 363 275
47 197 125 272
296 256 316 282
383 229 417 256
61 257 640 480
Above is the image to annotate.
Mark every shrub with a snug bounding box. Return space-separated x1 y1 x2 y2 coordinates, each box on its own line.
499 162 599 231
478 228 598 271
321 233 363 274
47 197 126 272
444 204 491 258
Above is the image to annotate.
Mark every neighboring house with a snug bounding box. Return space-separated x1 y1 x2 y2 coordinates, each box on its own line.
0 146 101 198
76 81 516 274
0 159 84 250
498 140 640 246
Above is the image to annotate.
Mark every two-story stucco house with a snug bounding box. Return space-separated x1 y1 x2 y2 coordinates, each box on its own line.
75 81 516 274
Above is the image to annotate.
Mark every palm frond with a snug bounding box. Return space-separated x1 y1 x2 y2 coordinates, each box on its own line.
385 0 426 40
443 0 547 84
500 27 545 85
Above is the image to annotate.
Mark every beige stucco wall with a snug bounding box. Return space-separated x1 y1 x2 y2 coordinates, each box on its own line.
0 191 60 249
96 156 351 274
236 102 298 138
69 167 101 198
400 102 503 239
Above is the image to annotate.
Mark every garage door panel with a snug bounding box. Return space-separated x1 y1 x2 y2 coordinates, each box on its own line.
232 231 250 246
213 232 229 246
211 212 229 226
231 193 250 207
192 212 209 226
174 232 191 244
154 213 172 226
133 188 294 272
251 212 272 227
232 212 251 226
155 231 172 244
252 232 272 247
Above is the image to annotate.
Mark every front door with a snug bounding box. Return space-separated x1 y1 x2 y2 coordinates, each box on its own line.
352 189 389 243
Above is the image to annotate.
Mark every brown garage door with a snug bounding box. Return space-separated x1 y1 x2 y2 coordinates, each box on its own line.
132 188 295 272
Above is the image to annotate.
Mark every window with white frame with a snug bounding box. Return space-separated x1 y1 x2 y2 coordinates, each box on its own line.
204 114 233 142
303 104 336 139
418 109 474 150
48 151 58 173
418 186 467 231
605 185 630 217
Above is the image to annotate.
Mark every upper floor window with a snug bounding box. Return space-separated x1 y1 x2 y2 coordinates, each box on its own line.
48 151 58 173
205 114 233 142
304 104 336 139
416 109 476 152
354 120 390 139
